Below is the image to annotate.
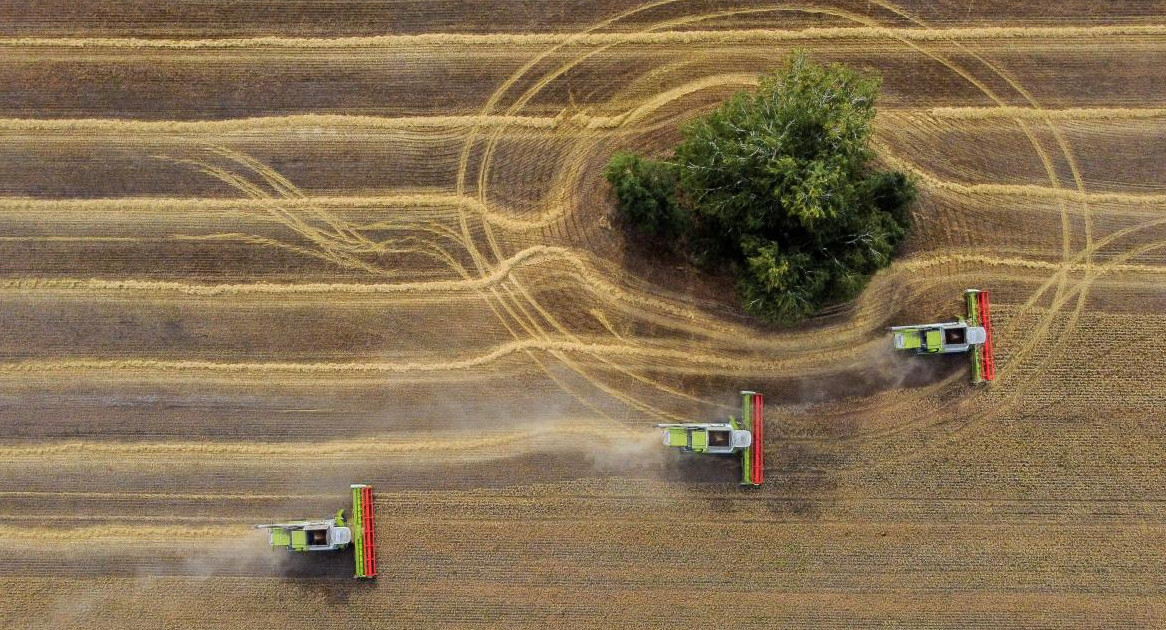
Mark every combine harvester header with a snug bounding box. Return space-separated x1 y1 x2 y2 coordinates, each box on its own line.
965 289 995 383
256 483 377 579
351 483 376 579
656 390 764 486
890 288 995 383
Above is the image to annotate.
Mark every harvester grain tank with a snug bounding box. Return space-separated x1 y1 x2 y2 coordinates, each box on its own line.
655 390 764 486
255 483 377 578
889 288 996 383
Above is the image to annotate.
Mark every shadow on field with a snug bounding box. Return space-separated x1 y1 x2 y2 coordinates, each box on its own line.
659 447 840 519
765 350 968 407
662 451 740 484
274 548 357 579
268 552 376 605
280 575 376 606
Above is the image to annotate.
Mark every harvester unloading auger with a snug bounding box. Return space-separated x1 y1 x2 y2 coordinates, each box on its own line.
255 483 377 578
655 391 764 486
890 289 996 383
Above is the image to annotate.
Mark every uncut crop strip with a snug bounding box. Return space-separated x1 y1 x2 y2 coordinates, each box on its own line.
5 24 1165 48
4 105 1162 133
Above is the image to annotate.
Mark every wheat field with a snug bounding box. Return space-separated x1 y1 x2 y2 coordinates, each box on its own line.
0 1 1164 628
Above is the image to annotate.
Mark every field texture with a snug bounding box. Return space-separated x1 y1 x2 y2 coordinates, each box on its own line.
1 1 1164 628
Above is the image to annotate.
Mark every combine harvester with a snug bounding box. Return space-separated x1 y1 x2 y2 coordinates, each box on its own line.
655 390 764 486
255 483 377 579
889 288 996 383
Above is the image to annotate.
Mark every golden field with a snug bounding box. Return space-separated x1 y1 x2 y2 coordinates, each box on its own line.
0 1 1163 627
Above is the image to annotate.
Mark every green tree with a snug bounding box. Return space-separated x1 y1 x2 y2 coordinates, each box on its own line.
604 52 915 324
602 151 688 240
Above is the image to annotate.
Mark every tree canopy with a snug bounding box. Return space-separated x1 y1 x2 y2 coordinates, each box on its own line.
605 52 915 324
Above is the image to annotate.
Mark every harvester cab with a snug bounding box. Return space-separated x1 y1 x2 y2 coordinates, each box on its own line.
655 391 764 486
889 288 996 383
891 321 985 353
661 424 751 454
256 510 352 551
255 483 377 578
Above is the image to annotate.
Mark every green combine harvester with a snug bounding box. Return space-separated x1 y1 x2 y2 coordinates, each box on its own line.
255 483 377 578
655 391 764 486
889 288 996 383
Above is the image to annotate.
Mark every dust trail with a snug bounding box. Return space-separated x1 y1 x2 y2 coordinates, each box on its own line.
3 25 1163 49
0 525 284 577
0 524 232 543
579 428 670 471
177 529 290 577
789 346 954 407
0 423 653 459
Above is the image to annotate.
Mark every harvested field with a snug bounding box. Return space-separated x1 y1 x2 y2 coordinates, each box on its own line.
1 1 1164 628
